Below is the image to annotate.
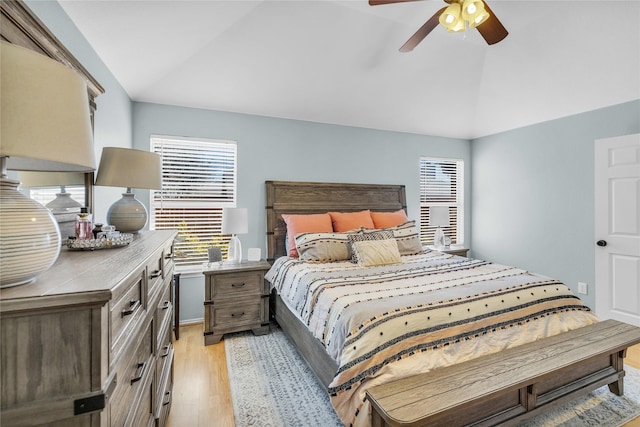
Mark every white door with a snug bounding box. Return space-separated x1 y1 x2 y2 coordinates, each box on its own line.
595 133 640 325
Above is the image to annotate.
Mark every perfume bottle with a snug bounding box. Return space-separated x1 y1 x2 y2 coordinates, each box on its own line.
75 207 93 241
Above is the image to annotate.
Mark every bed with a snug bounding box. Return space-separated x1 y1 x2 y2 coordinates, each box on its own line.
264 180 608 427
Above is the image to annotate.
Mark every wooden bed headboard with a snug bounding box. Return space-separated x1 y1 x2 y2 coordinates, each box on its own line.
265 181 406 261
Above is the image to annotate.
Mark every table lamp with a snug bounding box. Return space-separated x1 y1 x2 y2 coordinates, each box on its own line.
429 206 450 250
222 207 248 263
0 41 95 287
18 171 85 213
95 147 162 233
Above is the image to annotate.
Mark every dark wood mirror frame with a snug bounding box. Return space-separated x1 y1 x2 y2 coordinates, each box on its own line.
1 0 104 213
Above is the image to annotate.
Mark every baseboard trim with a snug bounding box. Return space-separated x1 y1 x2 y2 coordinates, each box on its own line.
178 318 204 326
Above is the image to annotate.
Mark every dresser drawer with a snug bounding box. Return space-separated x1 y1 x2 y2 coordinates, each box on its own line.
155 367 173 427
156 326 173 390
155 281 173 345
209 296 264 330
162 240 175 280
155 328 173 425
147 249 164 299
110 319 154 427
210 271 263 299
128 372 155 427
111 268 145 361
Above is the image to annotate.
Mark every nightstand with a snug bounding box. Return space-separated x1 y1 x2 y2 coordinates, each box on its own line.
427 246 469 257
202 260 271 345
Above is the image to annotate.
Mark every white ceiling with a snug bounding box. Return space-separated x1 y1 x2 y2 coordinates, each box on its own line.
58 0 640 140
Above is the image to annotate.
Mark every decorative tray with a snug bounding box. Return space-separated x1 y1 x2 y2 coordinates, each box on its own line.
64 234 134 251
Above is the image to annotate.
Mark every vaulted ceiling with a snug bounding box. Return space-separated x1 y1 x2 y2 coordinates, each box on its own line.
59 0 640 139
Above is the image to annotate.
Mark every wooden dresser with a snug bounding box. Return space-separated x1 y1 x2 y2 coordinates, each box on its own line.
0 230 177 427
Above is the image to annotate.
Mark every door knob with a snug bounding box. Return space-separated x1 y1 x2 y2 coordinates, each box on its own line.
596 240 607 247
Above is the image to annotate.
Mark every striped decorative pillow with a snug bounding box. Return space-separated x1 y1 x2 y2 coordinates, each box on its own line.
363 220 423 256
295 232 354 262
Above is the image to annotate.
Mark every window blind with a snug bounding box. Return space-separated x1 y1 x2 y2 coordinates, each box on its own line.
150 136 237 271
419 157 464 246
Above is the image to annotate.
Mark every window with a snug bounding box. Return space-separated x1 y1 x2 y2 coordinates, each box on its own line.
419 157 464 247
150 135 237 271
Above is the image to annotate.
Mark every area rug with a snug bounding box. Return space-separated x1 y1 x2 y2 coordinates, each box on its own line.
225 324 640 427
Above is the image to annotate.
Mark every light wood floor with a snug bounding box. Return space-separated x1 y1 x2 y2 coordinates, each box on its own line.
167 323 640 427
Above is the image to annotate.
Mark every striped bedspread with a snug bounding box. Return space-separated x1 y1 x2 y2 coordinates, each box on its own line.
266 250 598 427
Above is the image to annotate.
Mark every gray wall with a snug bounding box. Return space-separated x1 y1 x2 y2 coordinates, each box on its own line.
471 100 640 310
132 102 471 323
26 0 133 225
23 0 640 323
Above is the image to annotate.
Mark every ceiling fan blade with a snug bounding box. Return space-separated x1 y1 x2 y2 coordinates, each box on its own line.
399 6 446 52
369 0 426 5
475 1 508 45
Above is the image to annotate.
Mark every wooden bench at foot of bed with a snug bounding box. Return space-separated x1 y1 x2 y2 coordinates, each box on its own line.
366 319 640 427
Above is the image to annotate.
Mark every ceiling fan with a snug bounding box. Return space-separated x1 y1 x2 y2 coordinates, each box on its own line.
369 0 508 52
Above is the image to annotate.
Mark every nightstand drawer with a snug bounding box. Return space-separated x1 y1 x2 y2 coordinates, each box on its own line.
209 297 264 329
210 272 263 299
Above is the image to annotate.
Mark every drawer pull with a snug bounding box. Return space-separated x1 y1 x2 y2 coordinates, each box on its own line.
161 345 171 358
231 283 246 288
130 362 146 384
231 312 245 318
121 300 140 317
165 253 174 259
150 270 162 279
163 390 172 406
161 300 171 310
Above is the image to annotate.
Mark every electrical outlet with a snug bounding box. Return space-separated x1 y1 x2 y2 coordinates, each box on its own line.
578 282 588 295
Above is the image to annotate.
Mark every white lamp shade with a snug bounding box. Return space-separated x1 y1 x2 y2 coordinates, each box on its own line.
222 207 247 263
18 171 86 188
0 41 95 172
222 208 248 235
428 206 450 227
95 147 162 190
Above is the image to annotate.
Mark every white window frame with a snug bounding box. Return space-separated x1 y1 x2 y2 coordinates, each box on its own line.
419 157 464 247
150 135 237 273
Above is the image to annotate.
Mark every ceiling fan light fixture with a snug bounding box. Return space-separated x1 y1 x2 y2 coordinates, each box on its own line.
462 0 489 28
439 3 462 30
369 0 507 50
462 0 481 18
448 19 466 32
471 10 490 27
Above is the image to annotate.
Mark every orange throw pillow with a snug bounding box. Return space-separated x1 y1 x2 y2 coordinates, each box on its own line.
328 210 374 232
282 213 333 257
370 209 409 229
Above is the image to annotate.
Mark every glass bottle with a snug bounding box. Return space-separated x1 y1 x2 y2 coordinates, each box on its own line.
92 223 103 240
75 207 93 241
